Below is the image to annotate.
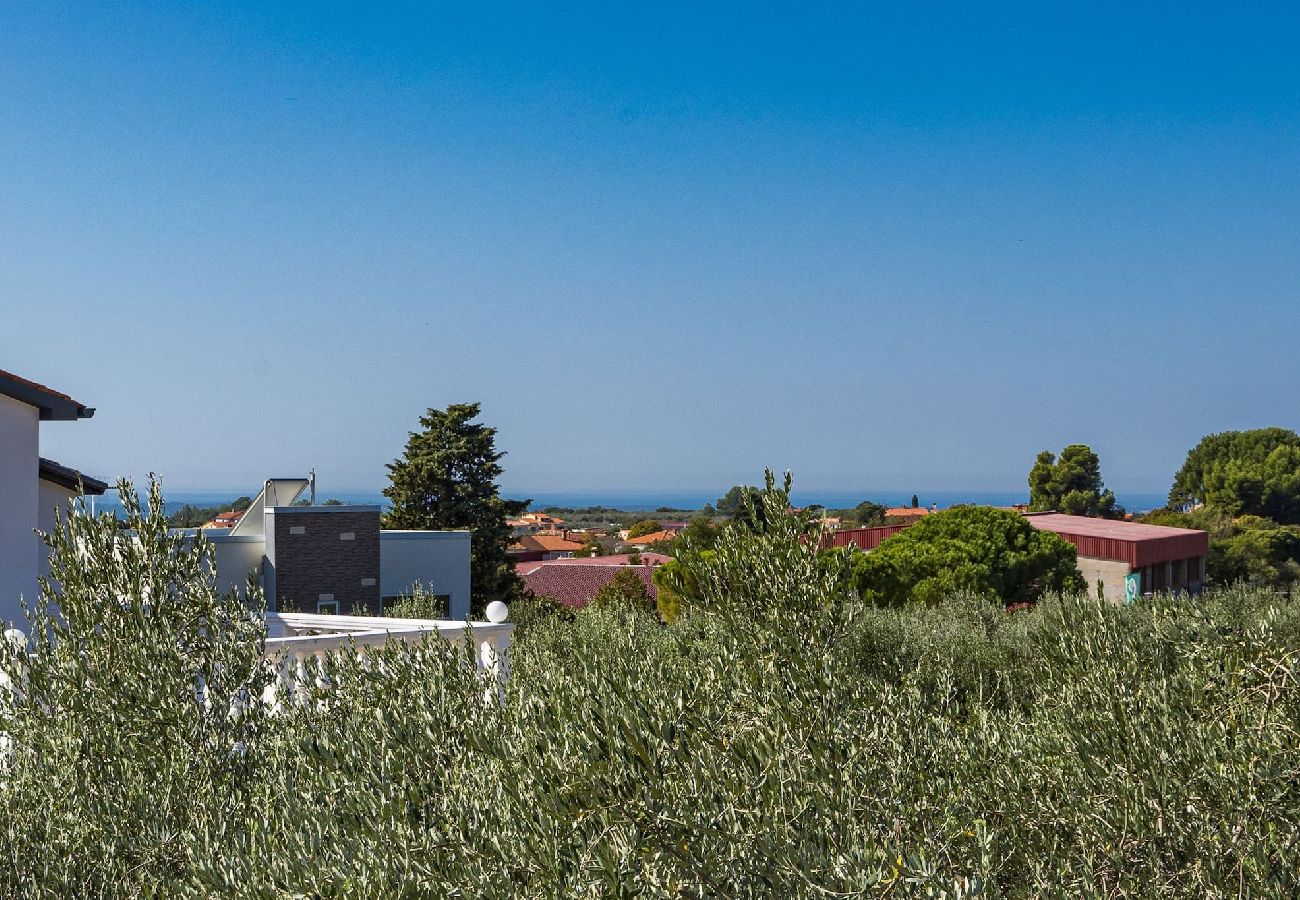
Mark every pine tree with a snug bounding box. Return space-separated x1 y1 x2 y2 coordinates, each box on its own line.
1028 444 1121 518
382 403 528 615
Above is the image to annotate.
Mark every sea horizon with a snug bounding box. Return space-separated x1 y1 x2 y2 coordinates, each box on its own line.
88 487 1173 517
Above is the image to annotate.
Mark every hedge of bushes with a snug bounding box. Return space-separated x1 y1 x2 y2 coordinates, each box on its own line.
0 484 1298 896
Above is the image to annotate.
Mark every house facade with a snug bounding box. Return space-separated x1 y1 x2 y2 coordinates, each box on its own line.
206 478 473 618
0 369 105 626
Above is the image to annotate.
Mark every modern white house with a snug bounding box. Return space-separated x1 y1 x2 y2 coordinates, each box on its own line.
2 369 472 625
0 369 105 627
207 477 473 619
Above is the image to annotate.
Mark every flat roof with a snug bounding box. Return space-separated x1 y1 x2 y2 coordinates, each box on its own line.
0 368 94 421
1025 513 1209 567
1024 513 1203 541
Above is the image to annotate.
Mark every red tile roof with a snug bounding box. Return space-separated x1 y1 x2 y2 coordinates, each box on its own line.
518 533 585 553
625 530 675 546
515 552 672 574
521 564 659 609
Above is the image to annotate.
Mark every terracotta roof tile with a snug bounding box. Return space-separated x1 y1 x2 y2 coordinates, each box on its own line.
519 533 585 552
521 564 658 609
625 530 676 546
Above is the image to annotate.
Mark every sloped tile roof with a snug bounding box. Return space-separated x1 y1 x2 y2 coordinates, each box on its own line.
0 368 94 420
521 564 659 609
624 530 675 546
519 533 585 552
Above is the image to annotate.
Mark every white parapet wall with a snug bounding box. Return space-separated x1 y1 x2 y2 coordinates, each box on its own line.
261 607 512 709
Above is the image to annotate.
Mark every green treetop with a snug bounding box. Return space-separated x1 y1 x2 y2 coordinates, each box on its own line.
715 485 758 518
853 505 1082 607
382 402 528 614
591 567 655 612
626 519 663 539
1028 444 1121 518
1169 428 1300 523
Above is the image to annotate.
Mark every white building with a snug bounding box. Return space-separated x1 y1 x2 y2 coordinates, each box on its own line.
207 477 473 619
0 368 105 626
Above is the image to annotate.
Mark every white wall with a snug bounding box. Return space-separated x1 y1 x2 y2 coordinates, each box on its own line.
380 531 472 620
207 529 472 619
37 479 78 581
0 395 40 626
206 535 266 601
1077 556 1134 603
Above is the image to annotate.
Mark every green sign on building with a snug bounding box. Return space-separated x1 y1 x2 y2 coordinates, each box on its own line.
1124 572 1141 604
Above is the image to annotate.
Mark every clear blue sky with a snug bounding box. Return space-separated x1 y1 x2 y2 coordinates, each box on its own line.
4 2 1298 498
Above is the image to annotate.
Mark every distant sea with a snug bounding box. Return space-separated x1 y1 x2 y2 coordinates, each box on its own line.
90 488 1172 518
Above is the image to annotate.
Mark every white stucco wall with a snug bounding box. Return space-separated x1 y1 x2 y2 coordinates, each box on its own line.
206 535 266 600
0 395 40 626
207 529 472 619
37 479 78 580
380 531 472 620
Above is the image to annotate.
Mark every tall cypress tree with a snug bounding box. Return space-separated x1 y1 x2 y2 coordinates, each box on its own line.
382 403 528 615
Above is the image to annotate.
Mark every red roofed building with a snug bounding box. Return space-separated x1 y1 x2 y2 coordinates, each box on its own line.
515 552 672 575
201 509 245 530
828 512 1209 603
885 506 932 520
1023 513 1209 601
511 532 585 561
624 529 675 547
520 563 658 609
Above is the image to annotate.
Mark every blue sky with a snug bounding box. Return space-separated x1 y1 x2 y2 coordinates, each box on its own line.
3 2 1298 498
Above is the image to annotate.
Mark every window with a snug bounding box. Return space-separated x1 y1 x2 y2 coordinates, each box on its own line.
317 593 338 614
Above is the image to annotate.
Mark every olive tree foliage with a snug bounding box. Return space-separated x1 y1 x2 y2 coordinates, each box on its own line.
1169 427 1300 523
0 478 275 895
384 582 449 619
852 505 1083 607
1027 443 1122 518
3 479 1300 895
660 470 853 627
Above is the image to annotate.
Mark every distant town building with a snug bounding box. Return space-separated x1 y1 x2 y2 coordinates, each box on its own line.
510 532 585 561
828 512 1209 603
515 552 672 575
624 530 677 547
885 506 933 520
200 509 244 530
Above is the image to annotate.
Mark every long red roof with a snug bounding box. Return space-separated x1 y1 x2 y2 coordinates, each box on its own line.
1024 514 1209 567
